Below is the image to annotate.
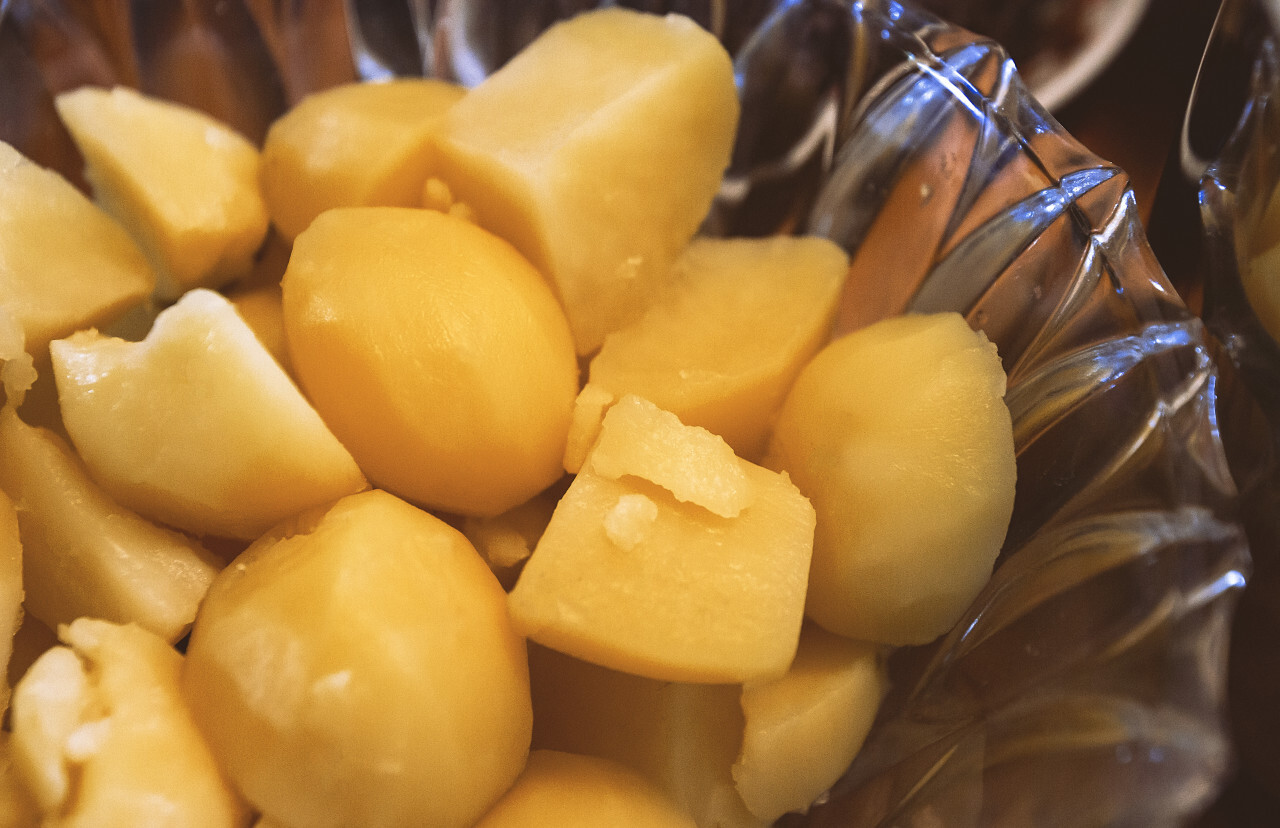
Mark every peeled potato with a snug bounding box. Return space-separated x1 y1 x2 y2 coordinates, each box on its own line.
766 312 1016 645
281 206 578 516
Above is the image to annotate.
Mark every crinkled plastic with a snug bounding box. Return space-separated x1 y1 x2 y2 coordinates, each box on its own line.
0 1 1251 825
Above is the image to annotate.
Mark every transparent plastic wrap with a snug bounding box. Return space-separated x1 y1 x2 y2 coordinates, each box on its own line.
0 0 1252 825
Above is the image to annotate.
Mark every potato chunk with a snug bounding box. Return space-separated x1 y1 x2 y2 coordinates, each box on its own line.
732 624 885 821
259 78 466 241
475 750 696 828
51 288 367 540
509 396 814 684
0 408 218 644
182 489 532 828
529 644 764 828
281 207 578 517
8 619 248 827
766 312 1016 645
434 7 739 354
54 86 269 300
590 236 848 459
0 141 154 357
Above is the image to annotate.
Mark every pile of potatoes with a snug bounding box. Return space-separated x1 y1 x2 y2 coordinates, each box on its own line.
0 8 1017 827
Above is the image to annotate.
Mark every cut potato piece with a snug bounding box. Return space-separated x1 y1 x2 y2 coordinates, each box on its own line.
182 490 532 828
591 236 848 460
434 7 739 354
54 86 269 299
564 383 615 474
9 619 248 827
766 312 1016 645
461 477 569 590
509 402 814 684
0 141 154 356
587 395 753 519
475 750 696 828
260 78 466 241
732 624 885 822
0 491 21 718
51 288 367 540
0 310 36 411
528 644 765 828
0 408 218 643
282 207 578 517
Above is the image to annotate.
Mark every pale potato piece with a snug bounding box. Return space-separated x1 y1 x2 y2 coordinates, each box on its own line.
0 408 219 643
0 309 36 410
509 403 814 684
475 750 697 828
0 490 22 717
529 644 764 828
0 141 154 356
563 383 615 474
732 624 885 821
51 288 368 540
435 7 739 354
282 207 578 517
54 85 270 300
766 312 1016 645
182 490 532 828
587 395 754 519
259 78 466 241
9 619 248 827
590 235 849 460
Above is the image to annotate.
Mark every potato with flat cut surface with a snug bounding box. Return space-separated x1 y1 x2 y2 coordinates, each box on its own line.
0 408 218 644
475 750 697 828
282 207 578 517
509 395 814 685
733 624 885 822
260 78 466 241
182 489 532 828
590 235 849 460
51 289 367 541
0 141 154 358
54 86 269 300
767 312 1016 645
434 6 739 354
9 619 249 827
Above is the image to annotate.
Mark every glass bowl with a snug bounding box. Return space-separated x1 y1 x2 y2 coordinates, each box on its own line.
0 0 1252 825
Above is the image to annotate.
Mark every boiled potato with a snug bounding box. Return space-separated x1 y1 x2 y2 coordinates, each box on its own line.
475 750 697 828
8 618 248 827
259 78 466 240
0 408 219 644
181 489 532 828
732 624 885 821
528 644 764 828
509 395 814 684
0 141 154 357
54 86 269 300
281 207 578 516
766 312 1016 645
51 288 368 540
0 734 38 828
434 7 739 354
590 236 849 460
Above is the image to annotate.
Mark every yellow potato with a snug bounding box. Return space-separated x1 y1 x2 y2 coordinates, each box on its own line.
281 207 578 516
590 235 849 460
435 7 739 354
766 312 1016 645
54 86 269 300
475 750 696 828
259 78 466 240
509 395 814 684
0 141 154 358
51 289 368 540
182 489 532 828
0 491 20 718
8 619 248 827
0 408 219 644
